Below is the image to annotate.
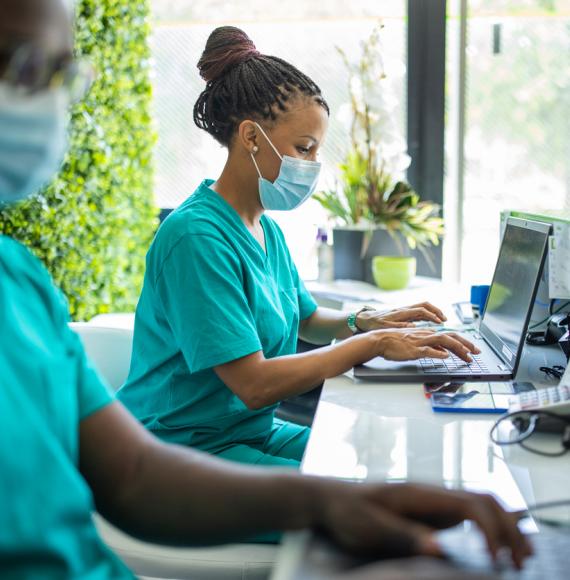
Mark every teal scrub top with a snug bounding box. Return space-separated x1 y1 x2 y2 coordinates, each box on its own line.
0 236 133 579
118 179 317 453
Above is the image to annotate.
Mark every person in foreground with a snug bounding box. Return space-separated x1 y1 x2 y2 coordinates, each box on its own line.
118 25 481 468
0 0 531 577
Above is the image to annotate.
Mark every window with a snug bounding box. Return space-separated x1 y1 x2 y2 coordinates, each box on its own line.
151 0 407 278
445 0 570 285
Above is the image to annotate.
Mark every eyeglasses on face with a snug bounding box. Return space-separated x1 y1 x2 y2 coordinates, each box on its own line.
0 43 95 102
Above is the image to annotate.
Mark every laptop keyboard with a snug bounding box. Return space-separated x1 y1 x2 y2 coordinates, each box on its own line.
419 353 490 375
438 527 570 579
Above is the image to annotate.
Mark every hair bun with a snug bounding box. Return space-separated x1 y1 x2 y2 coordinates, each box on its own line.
197 26 260 83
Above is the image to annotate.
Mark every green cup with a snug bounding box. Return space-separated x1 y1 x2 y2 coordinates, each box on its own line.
372 256 417 290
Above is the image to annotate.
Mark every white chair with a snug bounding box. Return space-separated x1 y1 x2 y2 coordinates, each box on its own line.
69 320 278 580
93 517 275 580
69 322 133 390
88 312 136 331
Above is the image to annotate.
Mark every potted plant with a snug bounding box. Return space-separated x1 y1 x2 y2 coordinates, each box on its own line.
314 24 444 288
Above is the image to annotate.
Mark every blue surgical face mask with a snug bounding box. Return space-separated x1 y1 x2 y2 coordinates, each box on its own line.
0 82 70 205
250 122 321 211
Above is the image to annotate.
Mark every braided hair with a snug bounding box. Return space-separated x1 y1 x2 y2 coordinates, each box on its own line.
193 26 329 147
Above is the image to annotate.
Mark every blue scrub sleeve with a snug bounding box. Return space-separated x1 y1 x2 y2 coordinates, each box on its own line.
288 253 317 321
51 293 114 421
270 216 317 321
12 240 114 422
296 276 317 321
155 233 263 374
65 326 114 420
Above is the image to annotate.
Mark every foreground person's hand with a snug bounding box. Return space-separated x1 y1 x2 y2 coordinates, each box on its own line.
315 482 533 569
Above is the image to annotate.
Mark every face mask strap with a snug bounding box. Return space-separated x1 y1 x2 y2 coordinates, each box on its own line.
250 151 263 179
254 122 283 161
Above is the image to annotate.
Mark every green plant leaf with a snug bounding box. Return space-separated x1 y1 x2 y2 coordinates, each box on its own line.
312 24 445 253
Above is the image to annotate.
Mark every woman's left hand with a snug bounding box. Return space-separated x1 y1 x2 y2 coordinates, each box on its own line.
356 302 447 332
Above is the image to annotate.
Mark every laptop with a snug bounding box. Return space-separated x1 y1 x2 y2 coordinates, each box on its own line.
272 524 570 580
436 521 570 580
354 217 552 382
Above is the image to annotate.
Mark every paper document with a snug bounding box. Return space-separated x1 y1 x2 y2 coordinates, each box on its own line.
549 222 570 299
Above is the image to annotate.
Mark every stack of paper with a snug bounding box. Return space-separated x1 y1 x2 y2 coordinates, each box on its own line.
502 210 570 300
549 221 570 299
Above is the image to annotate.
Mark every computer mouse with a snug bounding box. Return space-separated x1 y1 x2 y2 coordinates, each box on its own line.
526 313 569 346
546 313 570 343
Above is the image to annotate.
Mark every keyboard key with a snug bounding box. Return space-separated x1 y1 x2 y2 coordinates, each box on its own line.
438 526 570 579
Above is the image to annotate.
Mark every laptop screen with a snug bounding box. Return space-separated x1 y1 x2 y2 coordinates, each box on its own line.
480 218 551 366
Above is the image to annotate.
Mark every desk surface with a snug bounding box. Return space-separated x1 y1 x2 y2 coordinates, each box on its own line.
302 365 566 500
273 373 570 580
272 291 570 579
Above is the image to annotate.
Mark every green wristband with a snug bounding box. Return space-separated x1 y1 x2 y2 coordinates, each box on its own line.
347 306 375 334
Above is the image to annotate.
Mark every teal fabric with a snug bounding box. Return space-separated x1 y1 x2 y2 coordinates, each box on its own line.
214 418 310 467
0 236 133 579
118 179 317 456
217 420 310 544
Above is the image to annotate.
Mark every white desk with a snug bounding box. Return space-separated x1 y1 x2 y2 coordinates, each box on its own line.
302 360 566 496
272 283 570 579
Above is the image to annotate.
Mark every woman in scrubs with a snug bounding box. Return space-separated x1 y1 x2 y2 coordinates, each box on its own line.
0 3 530 572
118 26 478 467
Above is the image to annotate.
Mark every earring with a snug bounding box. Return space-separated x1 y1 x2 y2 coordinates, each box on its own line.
252 146 259 154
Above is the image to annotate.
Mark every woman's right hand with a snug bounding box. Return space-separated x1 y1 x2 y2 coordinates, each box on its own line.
372 329 480 363
214 329 479 411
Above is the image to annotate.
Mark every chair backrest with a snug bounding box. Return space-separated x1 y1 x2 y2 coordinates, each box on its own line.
69 323 133 392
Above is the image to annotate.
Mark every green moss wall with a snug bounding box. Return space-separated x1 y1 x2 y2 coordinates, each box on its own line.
0 0 158 320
